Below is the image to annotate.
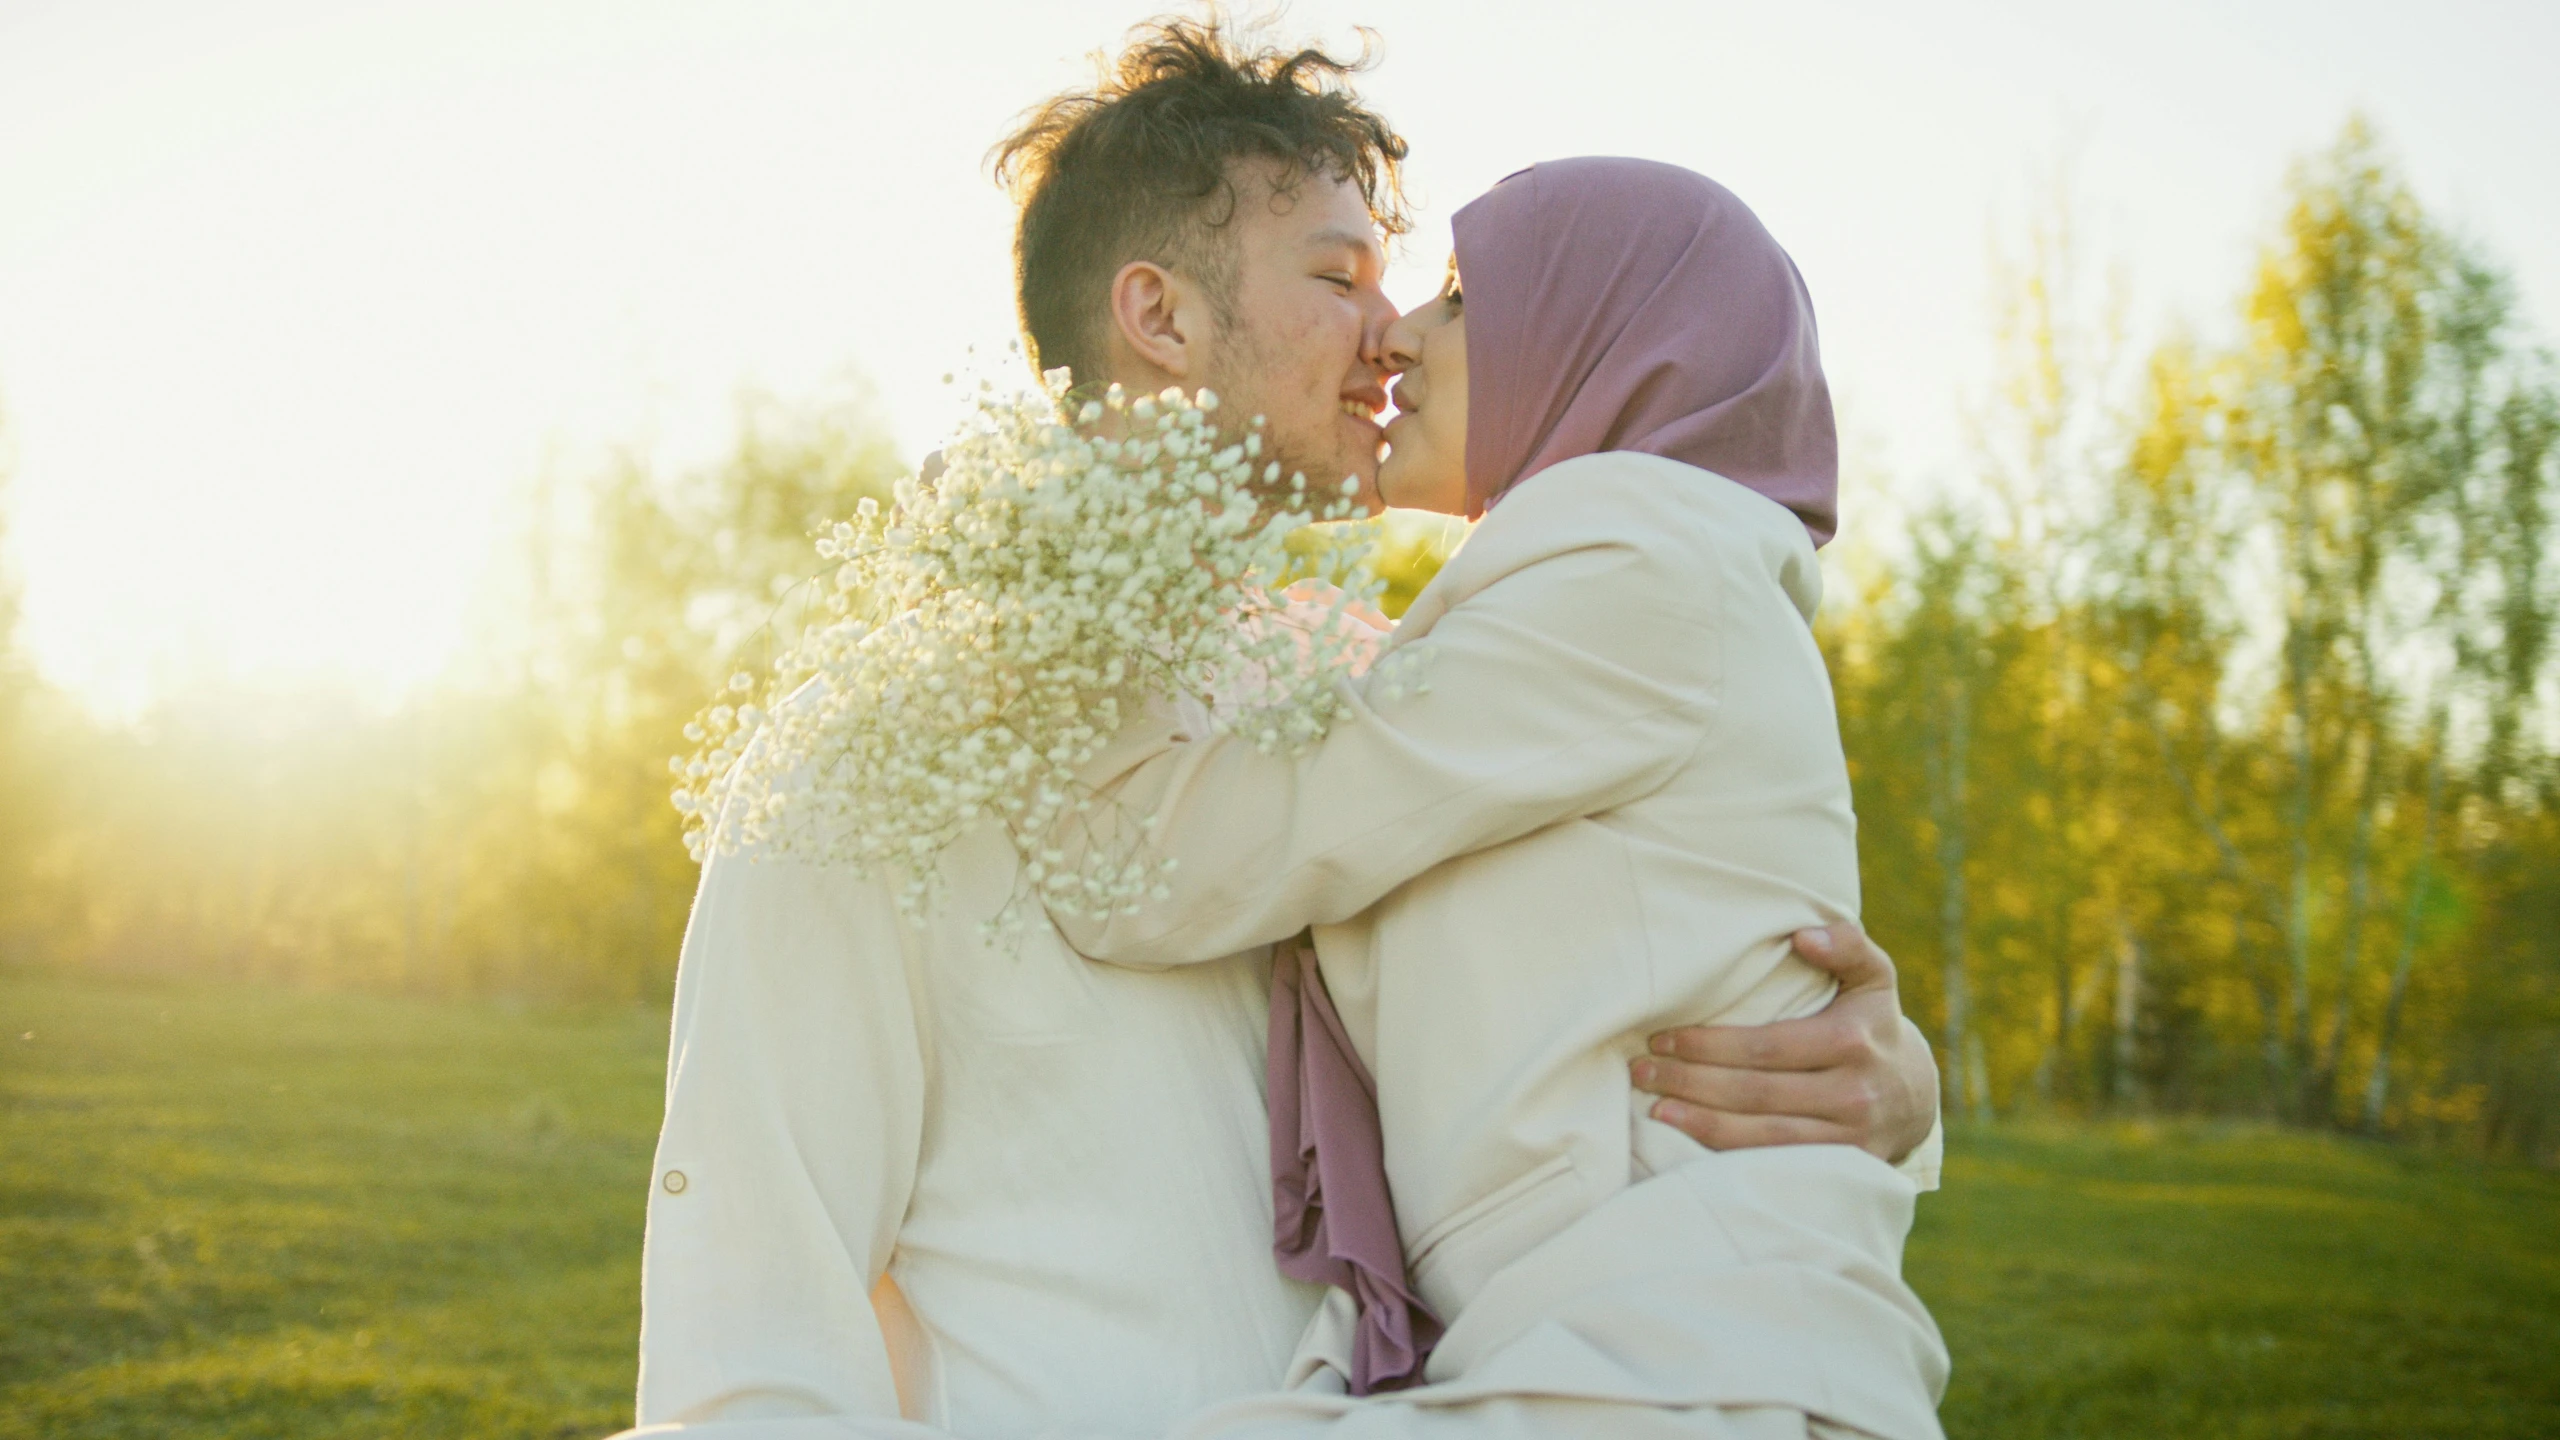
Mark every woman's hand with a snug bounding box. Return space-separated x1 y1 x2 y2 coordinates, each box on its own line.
1633 921 1940 1165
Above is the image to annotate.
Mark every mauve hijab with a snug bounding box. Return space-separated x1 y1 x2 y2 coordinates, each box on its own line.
1264 158 1840 1397
1453 157 1840 541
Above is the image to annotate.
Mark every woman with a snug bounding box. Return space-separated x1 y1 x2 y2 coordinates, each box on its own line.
1050 157 1948 1439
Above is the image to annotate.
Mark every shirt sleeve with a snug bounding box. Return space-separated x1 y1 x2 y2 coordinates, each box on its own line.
632 844 929 1427
1048 464 1725 969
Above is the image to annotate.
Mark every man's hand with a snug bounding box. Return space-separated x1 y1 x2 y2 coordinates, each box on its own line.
1633 921 1939 1165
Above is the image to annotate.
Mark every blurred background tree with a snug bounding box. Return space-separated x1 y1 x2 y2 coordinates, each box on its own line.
0 385 902 1003
1828 118 2560 1156
0 118 2551 1161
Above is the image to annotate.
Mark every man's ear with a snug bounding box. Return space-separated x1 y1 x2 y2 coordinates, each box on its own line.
1107 259 1206 379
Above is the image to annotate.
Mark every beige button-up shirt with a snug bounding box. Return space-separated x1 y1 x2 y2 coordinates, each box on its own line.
629 825 1323 1437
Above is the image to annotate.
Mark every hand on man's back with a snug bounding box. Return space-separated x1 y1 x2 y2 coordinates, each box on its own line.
1633 921 1940 1165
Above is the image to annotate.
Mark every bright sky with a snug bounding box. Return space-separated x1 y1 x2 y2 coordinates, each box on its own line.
3 0 2554 715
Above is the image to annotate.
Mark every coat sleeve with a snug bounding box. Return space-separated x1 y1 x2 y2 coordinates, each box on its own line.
631 845 930 1428
1048 463 1726 970
1894 1018 1946 1193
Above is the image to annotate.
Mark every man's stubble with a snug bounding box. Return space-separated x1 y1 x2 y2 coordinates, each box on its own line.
1203 315 1380 509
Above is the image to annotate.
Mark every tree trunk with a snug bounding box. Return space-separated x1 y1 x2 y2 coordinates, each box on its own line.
1931 672 1975 1118
2139 688 2292 1114
2364 719 2448 1132
2281 489 2318 1116
2313 715 2385 1119
2114 921 2145 1110
1966 1032 1995 1123
2284 705 2314 1114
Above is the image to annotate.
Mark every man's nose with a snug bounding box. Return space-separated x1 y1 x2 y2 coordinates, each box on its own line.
1362 294 1405 372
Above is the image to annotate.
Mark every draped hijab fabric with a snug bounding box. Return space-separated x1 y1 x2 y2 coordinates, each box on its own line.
1267 936 1442 1393
1451 157 1842 544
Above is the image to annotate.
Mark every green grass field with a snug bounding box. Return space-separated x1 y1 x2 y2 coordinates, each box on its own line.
4 973 2556 1439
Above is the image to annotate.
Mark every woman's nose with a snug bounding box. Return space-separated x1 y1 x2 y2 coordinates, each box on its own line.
1367 305 1410 371
1380 321 1421 372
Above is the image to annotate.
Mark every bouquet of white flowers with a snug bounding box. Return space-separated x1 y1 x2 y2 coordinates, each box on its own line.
672 369 1391 938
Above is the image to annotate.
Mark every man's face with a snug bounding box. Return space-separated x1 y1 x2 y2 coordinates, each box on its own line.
1197 165 1397 510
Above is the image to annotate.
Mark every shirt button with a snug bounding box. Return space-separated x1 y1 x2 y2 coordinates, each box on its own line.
662 1169 689 1194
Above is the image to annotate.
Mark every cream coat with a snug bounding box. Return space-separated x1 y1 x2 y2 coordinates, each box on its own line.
1052 453 1948 1438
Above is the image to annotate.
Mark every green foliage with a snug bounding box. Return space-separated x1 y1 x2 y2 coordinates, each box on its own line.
1359 511 1469 619
1828 117 2560 1158
8 973 2556 1438
1280 511 1468 620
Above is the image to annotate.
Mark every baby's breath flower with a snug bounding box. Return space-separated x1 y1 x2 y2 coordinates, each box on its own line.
674 369 1378 940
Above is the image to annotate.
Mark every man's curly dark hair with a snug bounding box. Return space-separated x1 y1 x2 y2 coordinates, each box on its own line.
990 11 1412 388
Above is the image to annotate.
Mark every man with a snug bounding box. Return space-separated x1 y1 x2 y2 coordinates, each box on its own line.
618 18 1938 1440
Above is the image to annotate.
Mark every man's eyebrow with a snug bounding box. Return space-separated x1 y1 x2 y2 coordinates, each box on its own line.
1305 226 1385 263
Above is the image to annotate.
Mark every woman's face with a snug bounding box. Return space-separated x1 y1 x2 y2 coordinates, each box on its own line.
1377 263 1468 514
